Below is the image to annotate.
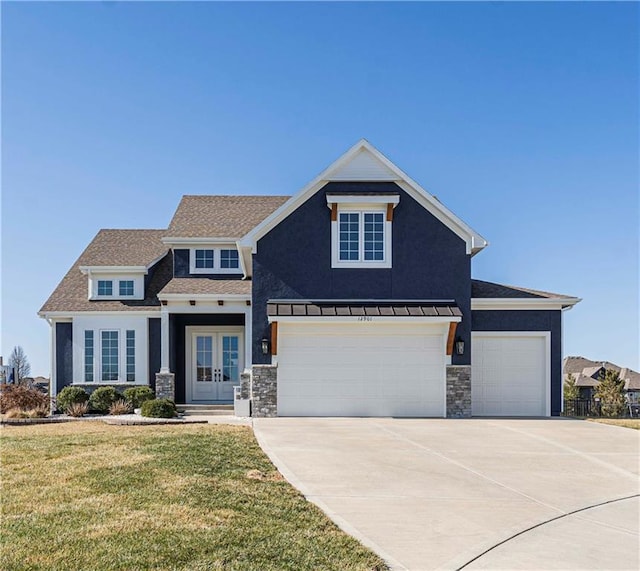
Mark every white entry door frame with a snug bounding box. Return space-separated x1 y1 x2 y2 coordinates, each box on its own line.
185 326 244 403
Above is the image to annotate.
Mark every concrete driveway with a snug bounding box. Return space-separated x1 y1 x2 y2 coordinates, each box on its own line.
253 418 639 571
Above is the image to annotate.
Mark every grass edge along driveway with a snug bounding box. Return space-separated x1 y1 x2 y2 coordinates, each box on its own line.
0 423 387 571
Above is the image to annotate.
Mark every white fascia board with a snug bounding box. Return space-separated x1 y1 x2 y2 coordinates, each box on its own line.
239 139 488 255
80 266 149 275
471 298 582 311
268 315 461 324
326 194 400 206
38 310 160 318
161 237 240 246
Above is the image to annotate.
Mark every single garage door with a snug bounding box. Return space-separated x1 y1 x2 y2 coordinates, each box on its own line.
471 333 549 417
277 322 446 417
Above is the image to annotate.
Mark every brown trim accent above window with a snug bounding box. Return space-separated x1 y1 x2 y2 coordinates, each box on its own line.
386 203 394 222
446 322 458 356
331 203 338 222
271 321 278 356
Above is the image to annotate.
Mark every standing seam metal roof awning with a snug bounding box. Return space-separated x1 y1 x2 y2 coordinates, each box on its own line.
267 300 462 318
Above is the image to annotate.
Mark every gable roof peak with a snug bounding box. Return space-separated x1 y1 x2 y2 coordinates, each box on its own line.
241 140 489 255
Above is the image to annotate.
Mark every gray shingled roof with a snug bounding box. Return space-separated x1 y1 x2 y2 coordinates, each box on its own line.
76 229 168 267
159 278 252 296
40 231 172 313
563 357 622 375
165 195 289 238
471 279 574 299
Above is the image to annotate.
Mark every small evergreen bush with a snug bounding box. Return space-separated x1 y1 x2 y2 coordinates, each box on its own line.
56 386 89 414
141 398 177 419
595 370 626 418
88 386 119 414
123 386 155 408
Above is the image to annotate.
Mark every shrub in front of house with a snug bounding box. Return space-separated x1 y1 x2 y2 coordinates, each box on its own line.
123 386 155 409
56 386 89 414
0 384 50 414
141 398 177 419
109 399 132 415
88 386 120 414
66 401 89 417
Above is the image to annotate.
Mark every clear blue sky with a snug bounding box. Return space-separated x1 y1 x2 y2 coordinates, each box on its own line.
2 1 638 376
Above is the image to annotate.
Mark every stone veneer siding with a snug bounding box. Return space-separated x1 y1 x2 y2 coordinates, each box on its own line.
446 365 471 418
155 372 175 401
239 371 251 400
251 365 277 418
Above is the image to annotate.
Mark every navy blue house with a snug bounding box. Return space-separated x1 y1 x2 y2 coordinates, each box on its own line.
40 140 580 417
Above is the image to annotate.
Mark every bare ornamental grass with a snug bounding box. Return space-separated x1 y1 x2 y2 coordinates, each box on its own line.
0 423 387 571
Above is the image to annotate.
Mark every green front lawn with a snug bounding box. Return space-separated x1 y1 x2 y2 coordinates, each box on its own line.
0 423 386 571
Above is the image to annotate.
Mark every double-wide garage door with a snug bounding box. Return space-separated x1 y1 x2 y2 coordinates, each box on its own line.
471 333 549 417
277 322 446 417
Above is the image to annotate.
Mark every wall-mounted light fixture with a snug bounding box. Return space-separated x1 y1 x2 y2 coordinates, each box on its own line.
261 338 270 355
455 338 465 355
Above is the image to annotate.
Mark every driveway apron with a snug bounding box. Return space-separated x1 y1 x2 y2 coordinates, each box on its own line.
253 418 640 571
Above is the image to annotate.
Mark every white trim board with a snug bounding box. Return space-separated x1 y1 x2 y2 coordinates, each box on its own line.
268 316 461 324
239 139 488 256
471 298 581 311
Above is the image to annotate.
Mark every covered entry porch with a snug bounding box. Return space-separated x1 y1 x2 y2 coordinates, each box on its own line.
156 287 252 404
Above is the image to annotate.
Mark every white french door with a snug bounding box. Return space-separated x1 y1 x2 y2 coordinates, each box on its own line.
186 328 243 403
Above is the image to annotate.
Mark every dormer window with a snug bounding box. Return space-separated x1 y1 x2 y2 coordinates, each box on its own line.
97 280 113 296
328 194 398 269
190 248 241 274
220 249 239 269
88 274 144 300
194 249 215 270
119 280 134 296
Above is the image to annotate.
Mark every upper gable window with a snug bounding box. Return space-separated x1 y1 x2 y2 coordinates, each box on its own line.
328 195 398 269
190 248 241 274
339 212 385 262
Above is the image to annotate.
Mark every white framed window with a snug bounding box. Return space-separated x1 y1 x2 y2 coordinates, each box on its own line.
220 249 239 269
331 206 392 268
101 330 119 382
119 280 134 296
80 323 143 385
97 280 113 296
189 248 241 274
126 330 135 382
194 249 215 270
84 331 94 382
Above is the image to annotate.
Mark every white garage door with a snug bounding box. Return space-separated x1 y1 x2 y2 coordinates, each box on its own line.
471 333 549 417
277 322 446 417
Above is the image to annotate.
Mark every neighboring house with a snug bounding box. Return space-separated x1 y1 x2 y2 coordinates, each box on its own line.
564 357 640 403
40 140 581 418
